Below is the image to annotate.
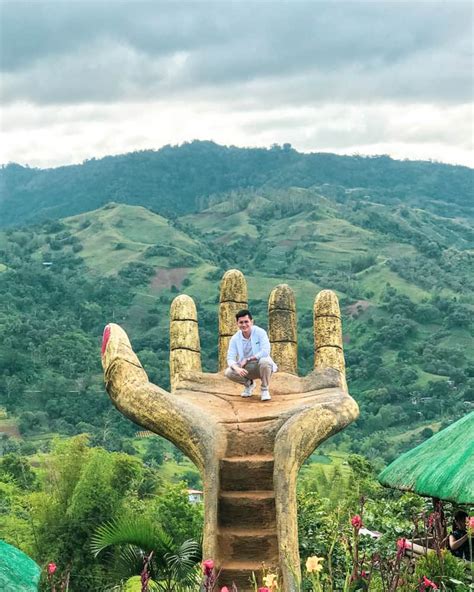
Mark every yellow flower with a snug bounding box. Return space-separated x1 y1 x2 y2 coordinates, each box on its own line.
263 573 278 589
306 556 324 573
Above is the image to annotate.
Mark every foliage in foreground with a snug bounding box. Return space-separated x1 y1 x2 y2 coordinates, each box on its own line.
1 436 472 591
0 436 203 592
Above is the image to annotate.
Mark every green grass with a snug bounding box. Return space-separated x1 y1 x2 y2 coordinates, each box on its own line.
387 422 442 444
0 418 20 437
64 203 203 275
437 330 474 361
247 274 322 311
154 458 200 484
299 451 352 482
416 369 447 387
174 264 219 303
357 264 431 302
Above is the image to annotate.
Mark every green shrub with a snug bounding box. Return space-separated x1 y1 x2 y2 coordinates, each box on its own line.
414 550 468 590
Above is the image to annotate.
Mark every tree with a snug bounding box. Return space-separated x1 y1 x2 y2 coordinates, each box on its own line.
148 483 203 546
31 436 143 592
0 453 36 489
144 438 167 467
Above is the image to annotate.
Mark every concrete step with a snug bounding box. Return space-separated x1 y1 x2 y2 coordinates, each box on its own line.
225 422 276 456
217 527 278 562
220 455 274 491
218 560 276 591
218 491 276 529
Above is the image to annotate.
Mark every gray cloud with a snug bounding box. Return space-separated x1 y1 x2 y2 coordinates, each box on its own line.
1 0 472 105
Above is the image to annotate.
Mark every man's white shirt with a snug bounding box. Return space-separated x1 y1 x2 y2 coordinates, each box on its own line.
226 325 278 372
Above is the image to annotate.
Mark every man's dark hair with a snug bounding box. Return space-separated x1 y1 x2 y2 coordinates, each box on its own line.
236 309 252 321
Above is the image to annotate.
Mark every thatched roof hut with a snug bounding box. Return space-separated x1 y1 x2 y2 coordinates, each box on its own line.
378 411 474 504
0 540 40 592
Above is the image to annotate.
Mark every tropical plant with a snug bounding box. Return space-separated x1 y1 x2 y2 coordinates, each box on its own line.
91 516 201 592
414 550 468 591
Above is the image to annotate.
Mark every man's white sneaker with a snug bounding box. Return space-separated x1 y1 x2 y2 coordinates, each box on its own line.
261 389 271 401
241 381 256 398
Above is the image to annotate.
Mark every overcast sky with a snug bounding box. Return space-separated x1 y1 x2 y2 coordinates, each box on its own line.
1 0 473 168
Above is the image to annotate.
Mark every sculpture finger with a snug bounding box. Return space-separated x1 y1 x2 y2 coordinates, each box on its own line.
102 322 148 387
218 269 248 371
101 322 219 471
313 290 346 382
101 323 157 426
170 294 201 390
268 284 297 374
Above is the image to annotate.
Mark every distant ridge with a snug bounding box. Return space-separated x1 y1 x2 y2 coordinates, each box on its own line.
1 140 472 227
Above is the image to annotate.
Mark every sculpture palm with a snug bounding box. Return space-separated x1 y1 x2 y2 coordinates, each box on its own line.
101 269 359 591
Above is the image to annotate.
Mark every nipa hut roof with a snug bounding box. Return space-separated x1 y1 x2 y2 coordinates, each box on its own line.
0 540 40 592
378 411 474 504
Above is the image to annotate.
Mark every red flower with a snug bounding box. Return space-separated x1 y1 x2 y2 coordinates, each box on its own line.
351 514 363 529
422 576 438 589
361 571 368 578
202 559 215 575
397 538 407 550
258 588 271 592
47 563 57 575
427 513 437 528
221 588 230 592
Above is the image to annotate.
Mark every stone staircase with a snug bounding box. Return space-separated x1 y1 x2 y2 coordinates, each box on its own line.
217 429 279 590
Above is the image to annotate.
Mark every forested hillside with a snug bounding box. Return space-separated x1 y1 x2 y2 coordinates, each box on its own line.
1 141 472 227
1 151 473 468
1 146 473 590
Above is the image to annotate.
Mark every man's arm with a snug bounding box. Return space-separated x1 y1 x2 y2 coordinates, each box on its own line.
253 327 271 360
226 335 240 369
227 334 250 377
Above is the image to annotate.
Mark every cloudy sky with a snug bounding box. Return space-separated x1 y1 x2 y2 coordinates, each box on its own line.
1 0 473 168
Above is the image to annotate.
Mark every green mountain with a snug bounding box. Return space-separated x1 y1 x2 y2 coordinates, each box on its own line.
0 148 473 467
1 141 472 227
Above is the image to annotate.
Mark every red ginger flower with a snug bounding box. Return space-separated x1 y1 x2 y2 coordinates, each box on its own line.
397 538 408 550
421 576 438 590
396 537 410 559
47 563 57 575
220 588 230 592
351 514 363 529
427 512 439 528
202 559 215 575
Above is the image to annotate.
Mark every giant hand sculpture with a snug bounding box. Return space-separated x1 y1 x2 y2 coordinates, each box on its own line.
101 270 358 591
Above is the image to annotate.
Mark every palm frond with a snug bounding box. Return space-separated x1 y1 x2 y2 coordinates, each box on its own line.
163 539 201 584
91 516 175 558
114 544 146 581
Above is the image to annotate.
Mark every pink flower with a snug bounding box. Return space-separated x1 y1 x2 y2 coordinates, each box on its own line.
361 571 368 578
202 559 214 575
397 538 408 550
47 563 57 575
468 516 474 531
396 538 411 559
258 588 271 592
351 514 363 529
221 588 230 592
